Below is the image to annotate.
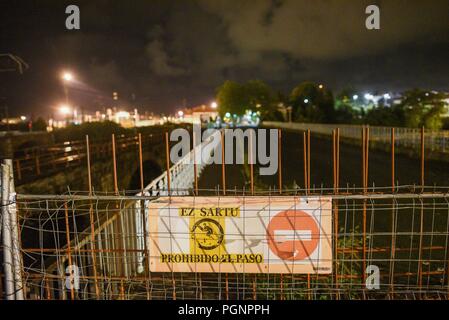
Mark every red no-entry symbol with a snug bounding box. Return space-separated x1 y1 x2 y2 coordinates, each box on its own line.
267 210 320 260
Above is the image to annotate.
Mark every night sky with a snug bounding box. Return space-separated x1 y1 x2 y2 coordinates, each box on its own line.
0 0 448 117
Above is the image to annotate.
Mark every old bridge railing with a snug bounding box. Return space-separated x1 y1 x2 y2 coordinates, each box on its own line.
263 121 449 154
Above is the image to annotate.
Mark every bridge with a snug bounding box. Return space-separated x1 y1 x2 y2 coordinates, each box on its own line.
9 133 169 194
263 121 449 161
0 131 53 159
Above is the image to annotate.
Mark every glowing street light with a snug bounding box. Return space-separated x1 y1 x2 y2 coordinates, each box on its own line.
62 72 73 82
178 110 184 117
364 93 374 100
211 101 218 109
304 98 309 103
20 115 27 121
318 84 324 89
353 94 359 100
59 104 72 115
115 111 130 119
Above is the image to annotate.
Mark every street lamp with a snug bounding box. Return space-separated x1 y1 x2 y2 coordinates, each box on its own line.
211 101 217 109
62 72 73 82
59 104 71 115
61 71 74 108
364 93 373 100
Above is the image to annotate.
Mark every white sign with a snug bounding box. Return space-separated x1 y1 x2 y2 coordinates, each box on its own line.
148 196 332 274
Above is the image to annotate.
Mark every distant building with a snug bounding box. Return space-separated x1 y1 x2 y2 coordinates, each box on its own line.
177 104 219 125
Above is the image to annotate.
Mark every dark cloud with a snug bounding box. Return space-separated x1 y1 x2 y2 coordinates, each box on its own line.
198 0 448 59
0 0 447 116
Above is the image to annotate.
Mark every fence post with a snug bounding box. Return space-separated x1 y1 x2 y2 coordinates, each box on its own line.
1 160 14 300
7 159 24 300
1 159 24 300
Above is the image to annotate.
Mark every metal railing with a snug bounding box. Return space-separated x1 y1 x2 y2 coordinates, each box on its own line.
263 121 449 153
12 133 164 183
138 130 219 196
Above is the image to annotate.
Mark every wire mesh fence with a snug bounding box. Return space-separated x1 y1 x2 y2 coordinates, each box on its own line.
12 188 449 300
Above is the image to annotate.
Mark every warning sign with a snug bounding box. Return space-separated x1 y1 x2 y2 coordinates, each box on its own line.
267 210 320 261
148 196 332 274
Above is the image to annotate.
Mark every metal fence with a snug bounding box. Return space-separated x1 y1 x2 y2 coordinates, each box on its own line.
12 133 164 183
7 189 449 300
264 121 449 154
3 124 449 300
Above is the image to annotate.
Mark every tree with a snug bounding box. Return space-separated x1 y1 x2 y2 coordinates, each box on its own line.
334 87 361 124
402 89 447 129
32 117 47 131
244 80 278 120
289 82 335 123
216 80 248 117
216 79 279 120
364 105 404 127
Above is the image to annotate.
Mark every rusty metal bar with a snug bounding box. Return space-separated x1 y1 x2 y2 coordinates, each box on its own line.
15 159 21 180
362 127 366 191
225 273 229 300
64 202 75 300
307 274 311 300
165 132 171 195
45 277 52 300
390 128 397 298
86 136 93 194
250 130 254 196
280 273 284 300
138 133 144 191
85 135 100 299
112 134 119 194
365 127 370 188
391 128 395 192
25 268 448 282
192 131 198 195
21 244 449 254
418 199 424 290
138 133 151 299
221 130 226 196
361 127 367 285
421 126 425 189
303 132 307 194
165 131 175 299
250 130 256 299
332 129 339 294
336 128 340 191
307 129 311 191
112 133 125 285
333 130 336 191
278 129 282 194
